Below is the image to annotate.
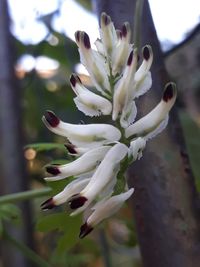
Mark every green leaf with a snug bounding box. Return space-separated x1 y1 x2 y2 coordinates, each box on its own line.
56 231 78 253
25 142 66 152
179 111 200 191
57 214 82 252
36 213 67 232
36 212 81 234
46 159 70 166
0 204 21 223
37 212 82 256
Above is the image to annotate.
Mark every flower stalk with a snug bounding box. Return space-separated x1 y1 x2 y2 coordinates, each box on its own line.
0 188 52 205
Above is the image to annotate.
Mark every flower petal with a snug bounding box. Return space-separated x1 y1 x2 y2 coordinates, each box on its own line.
70 74 112 117
112 49 137 121
70 74 112 116
145 115 169 140
132 71 152 99
79 188 134 238
75 31 110 95
134 45 153 82
100 12 118 56
64 143 90 156
130 45 153 100
112 22 132 75
128 137 146 160
42 111 121 148
125 82 177 139
73 93 112 116
44 146 111 181
120 101 137 128
41 178 90 210
69 143 129 215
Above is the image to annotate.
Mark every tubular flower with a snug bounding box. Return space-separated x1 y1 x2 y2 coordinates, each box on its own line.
125 82 177 140
41 12 177 238
41 177 90 210
42 110 121 148
70 74 112 116
44 146 111 181
69 143 128 216
79 188 134 238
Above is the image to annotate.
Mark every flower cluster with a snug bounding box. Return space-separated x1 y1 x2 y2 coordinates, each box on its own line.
41 13 177 238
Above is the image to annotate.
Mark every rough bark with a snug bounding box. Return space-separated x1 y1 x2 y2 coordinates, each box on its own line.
0 1 34 266
93 0 200 266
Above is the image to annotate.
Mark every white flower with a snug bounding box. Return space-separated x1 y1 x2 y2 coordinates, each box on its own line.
128 137 146 160
125 82 177 140
41 12 177 239
41 177 90 210
64 143 90 156
42 110 121 148
112 49 137 122
44 146 111 181
68 143 129 215
70 74 112 116
100 12 118 57
111 22 132 76
75 31 110 95
79 188 134 238
131 45 153 99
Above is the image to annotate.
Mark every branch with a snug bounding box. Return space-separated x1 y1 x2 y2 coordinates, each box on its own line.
164 23 200 57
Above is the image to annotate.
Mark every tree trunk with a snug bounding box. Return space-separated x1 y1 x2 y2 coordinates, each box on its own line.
0 1 34 266
93 0 200 266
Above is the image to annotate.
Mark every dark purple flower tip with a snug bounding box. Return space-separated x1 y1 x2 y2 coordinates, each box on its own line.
127 50 134 66
69 194 88 209
101 12 111 26
46 166 61 175
121 22 129 37
44 110 60 128
83 32 91 49
75 31 81 43
70 74 82 87
64 143 77 154
79 222 93 239
163 82 176 102
70 74 76 87
41 198 55 210
143 45 150 61
116 30 122 40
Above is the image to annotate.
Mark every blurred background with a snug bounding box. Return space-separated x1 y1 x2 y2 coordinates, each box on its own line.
0 0 200 266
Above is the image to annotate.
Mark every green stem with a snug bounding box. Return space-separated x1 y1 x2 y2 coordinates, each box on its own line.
0 188 52 205
4 231 52 267
133 0 144 49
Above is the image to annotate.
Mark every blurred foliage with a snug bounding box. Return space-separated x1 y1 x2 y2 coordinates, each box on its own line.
0 204 21 237
74 0 92 11
36 212 82 249
25 142 66 152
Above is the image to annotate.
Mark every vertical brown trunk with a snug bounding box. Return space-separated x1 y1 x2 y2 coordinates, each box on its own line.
93 0 200 266
0 0 34 266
